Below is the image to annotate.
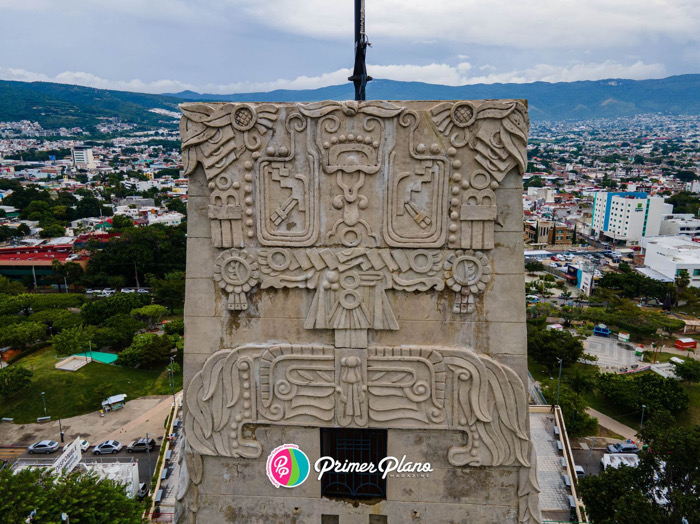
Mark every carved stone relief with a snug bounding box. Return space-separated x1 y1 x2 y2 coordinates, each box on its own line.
184 344 541 521
181 100 529 330
181 100 538 523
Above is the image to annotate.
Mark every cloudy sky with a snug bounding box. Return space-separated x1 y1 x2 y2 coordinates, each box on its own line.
1 0 699 94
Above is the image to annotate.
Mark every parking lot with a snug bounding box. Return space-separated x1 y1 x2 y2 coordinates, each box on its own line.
583 335 643 372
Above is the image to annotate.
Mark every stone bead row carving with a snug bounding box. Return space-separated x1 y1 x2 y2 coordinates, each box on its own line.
184 343 541 522
180 100 529 251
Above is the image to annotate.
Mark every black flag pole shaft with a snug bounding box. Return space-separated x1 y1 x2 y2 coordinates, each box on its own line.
349 0 371 100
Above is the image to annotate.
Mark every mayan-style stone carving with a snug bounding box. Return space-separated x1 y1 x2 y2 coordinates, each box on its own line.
180 100 540 523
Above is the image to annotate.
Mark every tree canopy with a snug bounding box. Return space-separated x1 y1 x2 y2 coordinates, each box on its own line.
0 467 144 524
527 327 585 373
579 413 700 523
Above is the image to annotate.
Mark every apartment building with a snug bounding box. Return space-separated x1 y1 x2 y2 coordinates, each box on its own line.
591 191 672 245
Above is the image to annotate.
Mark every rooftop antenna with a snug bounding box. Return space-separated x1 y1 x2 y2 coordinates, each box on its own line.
348 0 372 101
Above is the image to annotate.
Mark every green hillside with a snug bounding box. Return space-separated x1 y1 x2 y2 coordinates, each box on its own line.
0 80 181 130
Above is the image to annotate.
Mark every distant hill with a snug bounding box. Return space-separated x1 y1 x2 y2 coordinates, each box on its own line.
166 75 700 121
0 80 181 130
1 75 699 129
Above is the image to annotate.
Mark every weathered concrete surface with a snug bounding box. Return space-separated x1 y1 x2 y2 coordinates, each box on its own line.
179 100 540 523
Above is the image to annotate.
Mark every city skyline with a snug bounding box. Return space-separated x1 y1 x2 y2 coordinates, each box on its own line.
0 0 698 94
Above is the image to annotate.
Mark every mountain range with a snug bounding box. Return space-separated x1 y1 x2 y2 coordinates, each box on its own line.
1 74 699 130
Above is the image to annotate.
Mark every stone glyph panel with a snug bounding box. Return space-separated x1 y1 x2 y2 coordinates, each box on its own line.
180 100 540 523
181 100 529 340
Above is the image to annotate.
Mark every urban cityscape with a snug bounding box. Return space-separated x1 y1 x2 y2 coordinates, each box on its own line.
1 1 699 523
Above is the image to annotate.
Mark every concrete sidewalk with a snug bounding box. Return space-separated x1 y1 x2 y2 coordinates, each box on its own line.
586 407 637 440
0 395 174 448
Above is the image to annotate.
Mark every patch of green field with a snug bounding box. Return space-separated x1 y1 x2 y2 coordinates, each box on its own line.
0 347 182 424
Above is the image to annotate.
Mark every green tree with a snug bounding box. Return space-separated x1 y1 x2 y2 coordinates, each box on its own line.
29 309 82 333
0 275 25 295
0 322 45 348
597 372 689 416
85 223 186 285
163 318 184 336
39 223 66 238
52 325 95 357
15 222 30 237
673 358 700 384
148 271 185 313
580 415 700 523
0 366 33 397
111 214 134 230
80 293 150 325
93 314 144 351
527 327 585 373
525 261 545 274
116 333 173 368
130 304 168 329
165 198 187 214
0 467 144 524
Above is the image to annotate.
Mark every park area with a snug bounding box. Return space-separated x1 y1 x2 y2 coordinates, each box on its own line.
0 346 182 423
529 351 700 435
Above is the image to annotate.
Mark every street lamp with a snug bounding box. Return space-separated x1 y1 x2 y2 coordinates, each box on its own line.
556 358 563 407
40 392 46 416
640 404 646 430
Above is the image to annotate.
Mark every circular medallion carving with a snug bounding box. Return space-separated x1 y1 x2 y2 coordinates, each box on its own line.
214 249 259 294
444 250 492 295
450 102 476 128
232 105 256 131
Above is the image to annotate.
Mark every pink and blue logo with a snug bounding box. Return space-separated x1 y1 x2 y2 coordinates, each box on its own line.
266 444 310 488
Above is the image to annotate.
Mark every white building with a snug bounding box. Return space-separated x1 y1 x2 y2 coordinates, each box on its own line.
591 192 672 245
642 236 700 287
72 146 96 170
148 211 183 226
659 214 700 238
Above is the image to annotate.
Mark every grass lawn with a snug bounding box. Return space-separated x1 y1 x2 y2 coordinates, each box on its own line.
0 346 183 424
528 355 700 431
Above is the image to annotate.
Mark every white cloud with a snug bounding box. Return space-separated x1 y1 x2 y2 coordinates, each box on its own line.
0 60 670 95
239 0 700 49
0 67 196 94
461 61 668 85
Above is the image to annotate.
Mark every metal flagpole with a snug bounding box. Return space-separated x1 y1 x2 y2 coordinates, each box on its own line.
348 0 371 101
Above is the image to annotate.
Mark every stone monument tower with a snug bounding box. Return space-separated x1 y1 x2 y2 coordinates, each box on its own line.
177 99 541 523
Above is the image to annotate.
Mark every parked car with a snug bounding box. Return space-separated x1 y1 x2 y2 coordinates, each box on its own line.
27 440 60 454
120 288 136 294
127 438 156 453
574 465 585 479
606 441 640 454
94 440 123 454
63 439 90 452
137 482 150 500
85 288 101 295
526 295 540 303
136 288 150 294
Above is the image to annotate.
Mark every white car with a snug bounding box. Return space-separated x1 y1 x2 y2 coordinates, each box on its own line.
120 288 136 294
63 439 90 452
136 288 150 294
